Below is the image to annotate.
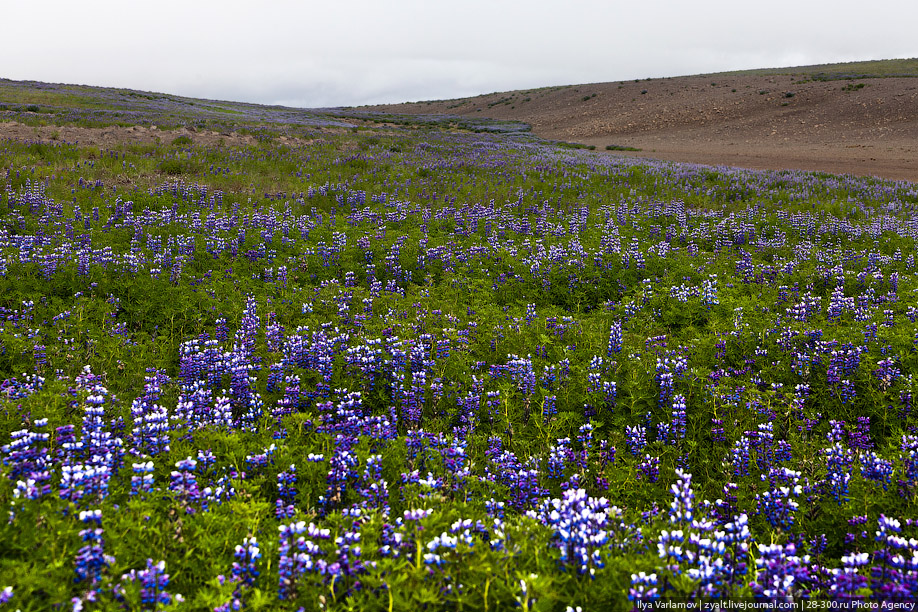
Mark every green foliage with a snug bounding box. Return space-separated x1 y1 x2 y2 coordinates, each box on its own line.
158 158 199 175
0 77 918 607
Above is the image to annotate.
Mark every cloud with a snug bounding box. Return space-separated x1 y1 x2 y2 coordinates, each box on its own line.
1 0 915 107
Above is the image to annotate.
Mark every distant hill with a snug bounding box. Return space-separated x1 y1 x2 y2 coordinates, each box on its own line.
367 59 918 182
2 59 917 181
717 58 918 79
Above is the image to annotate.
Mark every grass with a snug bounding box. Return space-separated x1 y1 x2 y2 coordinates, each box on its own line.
718 57 918 79
0 83 123 111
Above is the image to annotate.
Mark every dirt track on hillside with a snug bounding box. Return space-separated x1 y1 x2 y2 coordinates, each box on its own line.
0 122 261 148
371 74 918 182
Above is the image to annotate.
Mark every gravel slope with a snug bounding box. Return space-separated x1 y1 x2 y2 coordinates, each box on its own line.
370 72 918 182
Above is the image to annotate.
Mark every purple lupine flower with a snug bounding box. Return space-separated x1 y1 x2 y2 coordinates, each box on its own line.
751 543 811 599
701 274 718 308
730 435 751 478
671 394 687 441
533 488 613 576
231 537 261 589
130 461 155 498
3 418 51 503
169 458 201 513
547 437 574 480
507 354 536 399
625 425 647 456
874 358 901 391
129 378 171 457
525 303 536 326
74 509 110 585
628 572 659 602
824 442 855 504
607 320 623 356
900 435 918 486
278 521 332 600
119 559 182 609
860 452 894 490
668 470 694 525
637 455 660 483
755 468 802 529
711 418 725 443
830 551 870 599
655 357 674 406
276 464 297 519
328 527 367 591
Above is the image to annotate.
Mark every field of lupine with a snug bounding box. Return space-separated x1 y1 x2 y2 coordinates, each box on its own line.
3 80 918 610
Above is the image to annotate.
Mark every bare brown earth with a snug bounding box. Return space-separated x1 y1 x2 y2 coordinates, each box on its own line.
370 73 918 182
0 122 262 148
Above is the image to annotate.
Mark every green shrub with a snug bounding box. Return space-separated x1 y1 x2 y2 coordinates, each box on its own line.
158 159 188 175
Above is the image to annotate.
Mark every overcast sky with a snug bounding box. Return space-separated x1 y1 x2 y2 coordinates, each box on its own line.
2 0 915 108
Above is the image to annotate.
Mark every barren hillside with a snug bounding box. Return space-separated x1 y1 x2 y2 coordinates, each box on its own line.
369 61 918 182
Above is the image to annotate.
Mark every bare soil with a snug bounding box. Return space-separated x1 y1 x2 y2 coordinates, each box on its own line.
370 74 918 182
0 122 260 148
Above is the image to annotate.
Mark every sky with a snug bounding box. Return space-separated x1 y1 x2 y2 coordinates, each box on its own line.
2 0 916 109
